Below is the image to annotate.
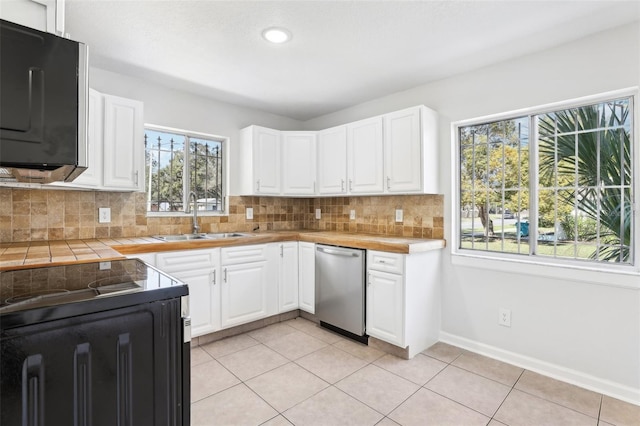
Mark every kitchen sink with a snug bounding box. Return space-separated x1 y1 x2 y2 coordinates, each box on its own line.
153 232 253 241
153 234 208 241
204 232 253 238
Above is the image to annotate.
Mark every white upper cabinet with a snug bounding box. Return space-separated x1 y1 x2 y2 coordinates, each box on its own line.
67 88 103 187
384 106 439 194
0 0 65 35
282 132 316 195
237 125 281 195
102 94 145 191
237 105 439 197
317 126 348 195
53 90 144 192
347 116 384 194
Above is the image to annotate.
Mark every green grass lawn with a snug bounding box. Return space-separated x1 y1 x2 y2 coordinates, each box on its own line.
460 237 598 259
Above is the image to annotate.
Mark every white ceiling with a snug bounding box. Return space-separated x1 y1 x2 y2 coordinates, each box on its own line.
64 0 640 121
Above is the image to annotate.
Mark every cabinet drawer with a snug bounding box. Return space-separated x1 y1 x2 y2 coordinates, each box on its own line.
367 250 404 274
221 244 268 265
156 249 218 273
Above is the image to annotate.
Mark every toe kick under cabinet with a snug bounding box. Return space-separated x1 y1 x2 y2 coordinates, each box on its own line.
366 249 441 358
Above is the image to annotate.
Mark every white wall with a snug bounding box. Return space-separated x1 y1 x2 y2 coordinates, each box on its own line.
305 22 640 403
89 68 304 195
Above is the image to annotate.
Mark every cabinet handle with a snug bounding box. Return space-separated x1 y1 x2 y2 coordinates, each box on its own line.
256 180 260 192
349 179 353 191
134 170 139 185
211 270 216 285
224 268 228 283
341 179 345 192
313 181 316 193
387 176 391 190
280 244 284 257
379 260 386 264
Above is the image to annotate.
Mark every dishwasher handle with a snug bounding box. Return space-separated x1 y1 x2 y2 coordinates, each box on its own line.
316 246 361 257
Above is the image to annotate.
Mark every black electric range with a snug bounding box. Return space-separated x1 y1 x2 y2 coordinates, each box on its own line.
0 259 191 426
0 258 188 327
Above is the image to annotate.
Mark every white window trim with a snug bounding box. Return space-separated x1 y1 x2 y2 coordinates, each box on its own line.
144 123 230 217
450 88 640 288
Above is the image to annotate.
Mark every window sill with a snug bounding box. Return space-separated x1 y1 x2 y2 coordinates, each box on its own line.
450 251 640 290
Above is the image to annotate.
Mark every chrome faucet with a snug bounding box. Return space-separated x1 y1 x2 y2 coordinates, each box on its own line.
186 191 200 234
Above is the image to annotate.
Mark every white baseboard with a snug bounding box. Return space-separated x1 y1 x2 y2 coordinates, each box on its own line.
439 332 640 406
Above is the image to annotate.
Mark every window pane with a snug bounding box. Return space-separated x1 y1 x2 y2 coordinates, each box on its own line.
458 116 529 256
145 130 186 212
534 96 633 264
189 138 223 212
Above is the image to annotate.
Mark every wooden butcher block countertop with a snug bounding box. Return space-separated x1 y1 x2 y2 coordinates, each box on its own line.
0 231 445 271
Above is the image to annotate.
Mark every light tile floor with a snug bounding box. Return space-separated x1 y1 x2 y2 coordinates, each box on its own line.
191 317 640 426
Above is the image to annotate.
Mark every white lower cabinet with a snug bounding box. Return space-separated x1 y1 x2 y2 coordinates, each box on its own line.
367 270 404 346
366 249 441 358
298 242 315 313
220 244 277 328
275 242 299 313
156 248 220 337
125 252 156 266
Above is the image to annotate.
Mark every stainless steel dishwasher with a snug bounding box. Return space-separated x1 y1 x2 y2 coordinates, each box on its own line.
315 244 367 343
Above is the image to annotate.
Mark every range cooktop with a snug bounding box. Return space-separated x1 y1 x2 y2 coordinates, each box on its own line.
0 259 185 315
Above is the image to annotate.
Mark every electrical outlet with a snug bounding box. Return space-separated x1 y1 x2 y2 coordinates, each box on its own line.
246 207 254 220
395 209 403 223
498 308 511 327
98 207 111 223
315 208 321 220
350 210 356 220
99 261 111 270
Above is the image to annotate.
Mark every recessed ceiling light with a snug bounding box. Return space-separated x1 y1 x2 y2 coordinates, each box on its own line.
262 27 291 44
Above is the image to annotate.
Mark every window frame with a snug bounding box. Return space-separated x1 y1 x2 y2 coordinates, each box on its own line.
144 123 229 217
451 88 640 284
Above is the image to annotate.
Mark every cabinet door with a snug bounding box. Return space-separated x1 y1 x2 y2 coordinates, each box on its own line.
156 249 220 337
103 94 144 191
51 88 103 189
73 88 104 187
0 0 61 34
278 242 299 312
384 107 422 192
253 126 281 195
367 270 404 347
221 261 269 328
282 132 316 195
347 116 384 193
317 126 347 195
298 242 315 314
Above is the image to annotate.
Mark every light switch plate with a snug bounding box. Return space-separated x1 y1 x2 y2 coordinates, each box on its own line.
246 207 254 220
99 207 111 223
315 208 321 220
395 209 403 223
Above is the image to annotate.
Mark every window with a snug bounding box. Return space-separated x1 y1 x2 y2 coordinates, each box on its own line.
457 94 635 266
145 126 225 214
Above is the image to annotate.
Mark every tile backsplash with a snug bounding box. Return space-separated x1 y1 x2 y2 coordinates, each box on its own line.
0 188 443 243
